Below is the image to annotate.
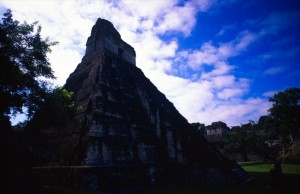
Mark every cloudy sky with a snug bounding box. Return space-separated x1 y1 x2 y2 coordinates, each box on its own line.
2 0 300 126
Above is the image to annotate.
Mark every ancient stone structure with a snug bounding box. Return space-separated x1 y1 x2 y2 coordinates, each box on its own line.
205 121 230 143
40 18 252 192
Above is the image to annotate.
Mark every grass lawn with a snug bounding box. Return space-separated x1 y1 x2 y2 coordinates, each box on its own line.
242 163 300 174
44 163 300 194
136 163 300 194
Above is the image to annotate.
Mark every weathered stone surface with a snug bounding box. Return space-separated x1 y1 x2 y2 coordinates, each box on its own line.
205 121 230 143
41 18 250 192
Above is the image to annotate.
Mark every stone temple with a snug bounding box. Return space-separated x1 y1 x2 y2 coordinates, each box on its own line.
41 18 252 192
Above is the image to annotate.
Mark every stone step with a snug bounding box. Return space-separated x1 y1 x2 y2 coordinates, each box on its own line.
231 168 254 184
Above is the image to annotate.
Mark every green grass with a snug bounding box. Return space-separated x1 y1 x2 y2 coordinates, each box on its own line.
238 161 267 166
137 163 300 194
242 163 274 173
44 163 300 194
242 163 300 174
281 164 300 174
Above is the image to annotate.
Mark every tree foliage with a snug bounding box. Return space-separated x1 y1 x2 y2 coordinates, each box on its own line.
223 88 300 161
268 88 300 137
191 122 206 135
223 122 259 161
0 9 57 130
26 87 78 131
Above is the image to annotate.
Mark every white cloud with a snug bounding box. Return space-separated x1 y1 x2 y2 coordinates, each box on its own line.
210 75 235 89
2 0 271 126
264 66 285 75
178 31 256 72
263 90 277 98
154 3 197 36
217 88 245 100
201 61 232 78
216 24 236 37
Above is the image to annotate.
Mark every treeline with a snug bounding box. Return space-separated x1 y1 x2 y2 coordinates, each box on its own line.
193 88 300 163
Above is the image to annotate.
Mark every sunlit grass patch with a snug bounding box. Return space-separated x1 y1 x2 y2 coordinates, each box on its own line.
241 163 300 174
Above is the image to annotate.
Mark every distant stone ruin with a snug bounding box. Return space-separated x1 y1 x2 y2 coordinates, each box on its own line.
39 18 252 192
205 121 230 143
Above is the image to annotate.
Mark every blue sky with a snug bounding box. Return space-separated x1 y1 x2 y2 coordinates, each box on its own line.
1 0 300 126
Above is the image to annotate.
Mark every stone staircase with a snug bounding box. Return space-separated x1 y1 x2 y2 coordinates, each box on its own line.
231 166 254 184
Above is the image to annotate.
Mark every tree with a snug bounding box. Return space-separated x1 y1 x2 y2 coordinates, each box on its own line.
268 88 300 141
224 125 250 161
191 122 206 135
26 87 78 131
223 122 259 161
257 115 281 140
0 9 57 131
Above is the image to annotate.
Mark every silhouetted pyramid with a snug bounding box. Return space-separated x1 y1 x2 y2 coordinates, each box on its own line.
42 18 250 192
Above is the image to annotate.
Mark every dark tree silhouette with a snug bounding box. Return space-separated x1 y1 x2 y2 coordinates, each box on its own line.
0 9 57 131
269 88 300 141
26 87 78 131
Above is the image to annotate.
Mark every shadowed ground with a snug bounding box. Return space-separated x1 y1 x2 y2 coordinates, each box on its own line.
43 163 300 194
